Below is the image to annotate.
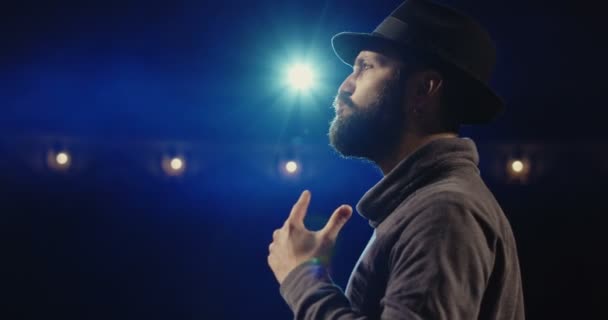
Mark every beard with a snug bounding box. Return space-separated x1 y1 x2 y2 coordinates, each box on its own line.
328 74 406 163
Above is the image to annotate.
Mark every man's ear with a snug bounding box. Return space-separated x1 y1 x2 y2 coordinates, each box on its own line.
409 70 444 111
418 70 444 97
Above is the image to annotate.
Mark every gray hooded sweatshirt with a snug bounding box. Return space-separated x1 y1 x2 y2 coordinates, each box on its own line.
279 137 525 319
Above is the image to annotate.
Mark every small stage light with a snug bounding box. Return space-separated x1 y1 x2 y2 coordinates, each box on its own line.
162 156 186 176
287 64 314 91
511 160 524 173
56 152 70 166
506 158 531 183
170 157 183 171
47 150 71 171
285 160 298 174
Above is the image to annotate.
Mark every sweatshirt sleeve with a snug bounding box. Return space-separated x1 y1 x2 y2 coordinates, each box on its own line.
279 202 495 320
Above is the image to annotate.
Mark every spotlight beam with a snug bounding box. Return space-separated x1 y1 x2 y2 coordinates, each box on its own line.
287 64 314 91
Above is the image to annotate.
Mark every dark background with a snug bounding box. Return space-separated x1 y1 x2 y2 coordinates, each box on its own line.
1 0 607 319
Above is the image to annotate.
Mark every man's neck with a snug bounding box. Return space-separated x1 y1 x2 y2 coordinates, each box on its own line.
377 132 458 176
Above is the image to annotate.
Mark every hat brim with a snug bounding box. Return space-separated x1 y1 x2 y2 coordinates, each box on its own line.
331 32 505 125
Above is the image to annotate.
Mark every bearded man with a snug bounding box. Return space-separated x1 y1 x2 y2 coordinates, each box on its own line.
267 1 525 319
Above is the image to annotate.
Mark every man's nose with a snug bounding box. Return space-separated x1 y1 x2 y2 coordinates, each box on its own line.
338 73 355 95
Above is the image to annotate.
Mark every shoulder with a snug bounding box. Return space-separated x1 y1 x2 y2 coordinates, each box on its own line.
378 179 503 251
398 175 504 234
386 182 476 233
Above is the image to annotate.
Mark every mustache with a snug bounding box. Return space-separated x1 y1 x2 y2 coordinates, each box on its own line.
333 92 355 110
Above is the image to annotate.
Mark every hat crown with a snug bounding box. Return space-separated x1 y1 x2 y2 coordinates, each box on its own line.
375 0 496 83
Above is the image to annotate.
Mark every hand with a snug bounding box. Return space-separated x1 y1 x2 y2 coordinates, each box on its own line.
267 190 353 285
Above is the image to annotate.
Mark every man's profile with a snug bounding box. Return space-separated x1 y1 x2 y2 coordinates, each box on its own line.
267 0 525 319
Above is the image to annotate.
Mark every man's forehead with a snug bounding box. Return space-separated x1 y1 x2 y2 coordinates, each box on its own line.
354 50 400 65
355 50 383 61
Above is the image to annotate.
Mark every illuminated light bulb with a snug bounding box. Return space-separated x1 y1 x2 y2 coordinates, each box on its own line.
511 160 524 173
170 157 183 171
56 152 69 166
285 161 298 174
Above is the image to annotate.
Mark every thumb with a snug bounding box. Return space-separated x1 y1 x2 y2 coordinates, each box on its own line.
320 205 353 240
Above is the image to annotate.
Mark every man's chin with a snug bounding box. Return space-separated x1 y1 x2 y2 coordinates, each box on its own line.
328 122 397 163
328 123 349 157
330 143 375 162
329 142 359 159
328 126 368 160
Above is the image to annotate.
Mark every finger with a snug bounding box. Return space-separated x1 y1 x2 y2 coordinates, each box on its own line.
286 190 311 225
272 229 280 240
320 205 353 240
268 242 274 252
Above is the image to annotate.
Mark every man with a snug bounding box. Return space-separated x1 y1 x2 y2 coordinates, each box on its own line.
267 0 525 319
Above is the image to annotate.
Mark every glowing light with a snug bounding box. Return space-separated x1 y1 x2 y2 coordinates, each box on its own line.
47 150 72 171
285 161 298 174
511 160 524 173
161 156 186 176
170 157 183 171
56 152 69 166
287 64 314 91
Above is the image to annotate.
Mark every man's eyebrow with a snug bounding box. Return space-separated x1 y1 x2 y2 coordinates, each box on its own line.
354 54 385 66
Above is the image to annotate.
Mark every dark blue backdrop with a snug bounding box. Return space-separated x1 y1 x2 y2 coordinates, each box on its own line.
1 0 607 319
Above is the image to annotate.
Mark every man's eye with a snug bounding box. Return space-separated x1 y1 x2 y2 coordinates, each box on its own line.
352 61 372 74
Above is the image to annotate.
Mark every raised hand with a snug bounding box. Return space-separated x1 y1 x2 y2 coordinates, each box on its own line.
267 190 353 284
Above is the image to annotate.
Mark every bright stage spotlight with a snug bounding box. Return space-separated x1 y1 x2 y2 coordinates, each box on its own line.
162 156 186 176
287 64 314 91
47 150 71 171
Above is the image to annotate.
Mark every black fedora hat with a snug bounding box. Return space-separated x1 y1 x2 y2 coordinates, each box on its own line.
332 0 504 124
